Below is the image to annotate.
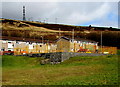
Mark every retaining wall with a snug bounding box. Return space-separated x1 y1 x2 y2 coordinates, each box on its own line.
22 52 104 63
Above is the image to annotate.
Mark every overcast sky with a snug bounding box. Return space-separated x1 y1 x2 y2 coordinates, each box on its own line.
1 0 119 28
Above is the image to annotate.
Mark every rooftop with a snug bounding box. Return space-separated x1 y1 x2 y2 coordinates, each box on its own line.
57 36 97 43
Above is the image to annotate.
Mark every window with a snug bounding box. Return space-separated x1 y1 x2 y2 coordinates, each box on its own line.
1 48 5 51
40 45 42 47
29 42 32 44
8 42 11 43
16 41 19 44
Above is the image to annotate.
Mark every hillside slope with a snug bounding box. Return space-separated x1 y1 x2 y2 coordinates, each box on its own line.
0 18 120 48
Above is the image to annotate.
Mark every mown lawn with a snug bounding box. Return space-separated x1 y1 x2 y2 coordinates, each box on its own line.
2 54 119 85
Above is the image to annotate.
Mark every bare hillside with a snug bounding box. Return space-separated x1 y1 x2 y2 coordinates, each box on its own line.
1 18 120 48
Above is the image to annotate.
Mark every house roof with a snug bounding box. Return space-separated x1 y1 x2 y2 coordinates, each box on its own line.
73 38 97 43
1 36 97 44
56 36 97 43
59 36 70 41
0 36 55 43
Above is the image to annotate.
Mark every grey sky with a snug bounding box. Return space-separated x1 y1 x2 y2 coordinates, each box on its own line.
1 1 118 28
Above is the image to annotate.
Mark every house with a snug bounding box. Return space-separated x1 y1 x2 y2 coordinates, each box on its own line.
0 37 117 55
14 41 52 55
99 46 117 54
56 36 99 53
0 39 57 55
14 41 29 55
0 40 16 51
56 37 70 52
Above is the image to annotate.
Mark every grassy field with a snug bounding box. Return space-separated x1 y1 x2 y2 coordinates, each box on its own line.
2 54 119 85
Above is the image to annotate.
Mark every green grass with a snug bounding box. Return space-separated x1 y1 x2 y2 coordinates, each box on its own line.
117 50 120 55
2 55 43 68
2 55 119 85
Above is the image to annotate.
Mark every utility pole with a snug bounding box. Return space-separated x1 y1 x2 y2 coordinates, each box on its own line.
101 31 103 53
59 28 61 37
55 18 57 24
41 36 44 44
72 29 74 42
23 6 26 21
47 40 49 53
72 29 75 52
59 28 61 52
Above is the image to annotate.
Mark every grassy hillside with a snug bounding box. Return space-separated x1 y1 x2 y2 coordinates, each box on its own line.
2 55 118 85
2 55 43 68
1 18 120 48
